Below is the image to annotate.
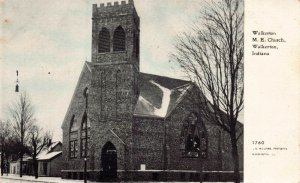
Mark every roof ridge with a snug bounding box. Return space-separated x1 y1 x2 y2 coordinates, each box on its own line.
139 72 191 83
61 62 90 129
172 83 192 90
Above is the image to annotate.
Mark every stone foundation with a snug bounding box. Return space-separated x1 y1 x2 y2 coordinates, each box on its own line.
61 170 243 182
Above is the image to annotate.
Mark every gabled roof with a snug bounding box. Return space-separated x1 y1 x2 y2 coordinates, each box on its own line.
37 151 62 161
46 141 61 152
13 155 32 162
36 141 62 161
134 73 192 118
61 62 192 124
61 62 91 128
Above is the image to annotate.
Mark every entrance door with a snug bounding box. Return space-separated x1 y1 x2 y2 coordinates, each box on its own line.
101 142 117 181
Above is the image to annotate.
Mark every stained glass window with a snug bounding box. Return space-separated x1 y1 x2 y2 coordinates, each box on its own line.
180 113 207 158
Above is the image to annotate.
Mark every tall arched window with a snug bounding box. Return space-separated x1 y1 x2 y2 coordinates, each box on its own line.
80 112 90 157
180 112 207 158
69 115 78 158
98 28 110 53
113 26 125 51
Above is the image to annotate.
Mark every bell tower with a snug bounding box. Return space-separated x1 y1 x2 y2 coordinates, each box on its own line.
90 0 140 121
91 0 140 65
89 0 140 173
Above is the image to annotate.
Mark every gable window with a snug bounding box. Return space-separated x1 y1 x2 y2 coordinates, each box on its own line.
69 115 78 158
113 26 126 51
180 112 207 158
80 113 90 157
98 28 110 53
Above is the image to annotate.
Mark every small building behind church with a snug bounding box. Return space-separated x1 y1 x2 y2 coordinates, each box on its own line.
60 0 243 182
9 154 32 175
8 141 63 177
36 141 63 177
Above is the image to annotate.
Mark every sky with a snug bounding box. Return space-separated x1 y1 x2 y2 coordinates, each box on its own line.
1 0 243 141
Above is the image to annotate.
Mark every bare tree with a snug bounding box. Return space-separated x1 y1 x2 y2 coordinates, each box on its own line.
0 119 24 176
171 0 243 182
29 125 52 179
9 92 35 177
0 120 13 176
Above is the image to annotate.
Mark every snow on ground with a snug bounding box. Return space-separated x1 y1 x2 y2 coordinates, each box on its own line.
0 174 241 183
0 174 83 183
0 174 239 182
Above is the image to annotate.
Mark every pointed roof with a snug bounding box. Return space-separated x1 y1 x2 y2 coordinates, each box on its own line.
61 63 193 126
36 141 62 161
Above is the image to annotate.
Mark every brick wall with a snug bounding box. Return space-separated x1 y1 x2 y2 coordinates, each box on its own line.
61 63 91 171
91 1 140 65
132 117 165 170
165 86 243 171
49 155 63 177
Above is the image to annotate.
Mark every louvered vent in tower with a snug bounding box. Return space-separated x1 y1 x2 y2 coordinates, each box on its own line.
98 28 110 53
113 26 126 51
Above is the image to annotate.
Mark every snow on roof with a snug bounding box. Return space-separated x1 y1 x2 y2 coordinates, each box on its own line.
37 151 62 161
135 96 156 116
48 141 60 151
134 73 191 118
36 141 62 161
61 63 192 120
149 80 171 117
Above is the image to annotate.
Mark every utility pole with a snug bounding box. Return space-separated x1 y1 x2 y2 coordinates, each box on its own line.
15 70 19 92
84 88 89 183
15 69 22 177
20 118 24 177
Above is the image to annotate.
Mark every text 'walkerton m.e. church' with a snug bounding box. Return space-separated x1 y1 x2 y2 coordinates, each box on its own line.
60 0 243 181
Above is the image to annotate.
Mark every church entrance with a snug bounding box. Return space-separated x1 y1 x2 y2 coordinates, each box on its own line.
101 142 117 181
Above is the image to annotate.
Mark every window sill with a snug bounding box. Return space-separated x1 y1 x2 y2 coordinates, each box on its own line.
181 151 205 158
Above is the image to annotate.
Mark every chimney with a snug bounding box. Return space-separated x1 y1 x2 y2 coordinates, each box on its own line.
47 139 52 146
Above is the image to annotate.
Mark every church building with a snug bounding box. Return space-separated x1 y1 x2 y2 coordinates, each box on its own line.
61 0 243 181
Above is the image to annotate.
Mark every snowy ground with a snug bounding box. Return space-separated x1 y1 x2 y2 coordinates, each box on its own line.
0 174 239 183
0 174 83 183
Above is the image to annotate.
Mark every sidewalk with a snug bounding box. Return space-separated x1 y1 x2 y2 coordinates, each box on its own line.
0 174 239 183
0 174 87 183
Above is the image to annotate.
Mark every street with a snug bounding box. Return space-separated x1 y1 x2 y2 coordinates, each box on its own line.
0 174 84 183
0 176 239 183
0 174 240 183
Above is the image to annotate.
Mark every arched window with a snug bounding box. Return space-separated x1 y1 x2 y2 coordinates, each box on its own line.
180 112 207 158
113 26 126 51
69 115 78 158
98 28 110 53
80 112 90 157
